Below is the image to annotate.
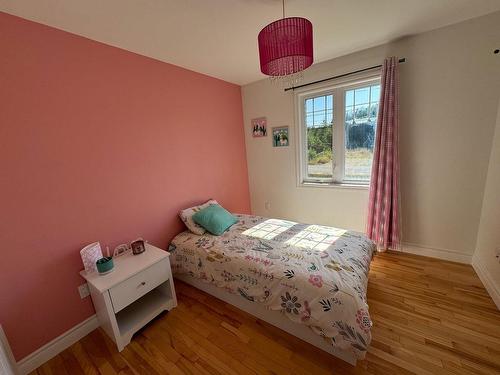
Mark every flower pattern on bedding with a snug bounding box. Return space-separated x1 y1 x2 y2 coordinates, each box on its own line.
169 214 376 359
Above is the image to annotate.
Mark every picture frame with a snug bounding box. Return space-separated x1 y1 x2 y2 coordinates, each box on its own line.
251 117 267 137
131 238 146 255
272 126 289 147
113 244 131 257
80 242 103 273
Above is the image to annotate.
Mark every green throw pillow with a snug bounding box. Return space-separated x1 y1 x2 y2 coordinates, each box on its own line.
192 204 238 236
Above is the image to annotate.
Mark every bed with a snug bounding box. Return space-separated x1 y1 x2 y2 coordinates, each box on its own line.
169 214 375 365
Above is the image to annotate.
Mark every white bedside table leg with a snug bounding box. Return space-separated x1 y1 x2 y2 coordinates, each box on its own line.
117 340 125 352
168 278 178 308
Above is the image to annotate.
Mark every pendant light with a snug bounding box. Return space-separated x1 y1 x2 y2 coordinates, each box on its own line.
258 0 313 85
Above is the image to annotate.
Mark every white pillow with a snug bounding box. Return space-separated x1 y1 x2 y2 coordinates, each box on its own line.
179 199 218 235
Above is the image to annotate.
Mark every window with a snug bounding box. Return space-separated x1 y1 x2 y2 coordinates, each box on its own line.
297 75 380 185
304 94 333 179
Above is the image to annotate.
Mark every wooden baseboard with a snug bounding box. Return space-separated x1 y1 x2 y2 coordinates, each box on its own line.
401 242 472 264
16 315 98 375
472 254 500 310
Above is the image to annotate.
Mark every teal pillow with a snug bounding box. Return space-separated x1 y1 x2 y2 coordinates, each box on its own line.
192 204 238 236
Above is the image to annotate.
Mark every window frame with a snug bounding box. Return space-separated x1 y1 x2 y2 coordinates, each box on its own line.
295 71 381 188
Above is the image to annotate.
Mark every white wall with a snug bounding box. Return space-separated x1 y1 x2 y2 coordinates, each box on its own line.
242 11 500 263
473 99 500 308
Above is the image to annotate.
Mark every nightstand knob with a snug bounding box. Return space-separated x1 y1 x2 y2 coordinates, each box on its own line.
139 282 146 287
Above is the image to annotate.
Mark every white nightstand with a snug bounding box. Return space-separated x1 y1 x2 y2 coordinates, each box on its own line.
80 243 177 351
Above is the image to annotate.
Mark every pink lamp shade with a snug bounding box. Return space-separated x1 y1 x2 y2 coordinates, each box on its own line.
258 17 313 77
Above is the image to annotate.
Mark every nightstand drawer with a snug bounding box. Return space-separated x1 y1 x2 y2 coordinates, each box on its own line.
109 257 170 313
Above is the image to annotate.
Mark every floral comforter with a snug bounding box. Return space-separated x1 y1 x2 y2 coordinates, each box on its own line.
169 214 375 359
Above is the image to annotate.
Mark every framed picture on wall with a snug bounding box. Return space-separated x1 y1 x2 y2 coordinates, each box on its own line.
251 117 267 137
272 126 289 147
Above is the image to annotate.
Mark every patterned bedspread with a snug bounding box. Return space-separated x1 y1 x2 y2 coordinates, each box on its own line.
169 214 375 359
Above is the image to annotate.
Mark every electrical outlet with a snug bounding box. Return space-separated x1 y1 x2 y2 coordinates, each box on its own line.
265 201 271 210
78 283 90 299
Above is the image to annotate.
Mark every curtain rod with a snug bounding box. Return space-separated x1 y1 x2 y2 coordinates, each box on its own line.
284 57 406 92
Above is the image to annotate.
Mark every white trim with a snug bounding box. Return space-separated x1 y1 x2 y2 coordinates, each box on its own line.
175 274 358 366
298 181 369 190
472 254 500 310
400 242 472 264
17 315 98 375
0 325 18 375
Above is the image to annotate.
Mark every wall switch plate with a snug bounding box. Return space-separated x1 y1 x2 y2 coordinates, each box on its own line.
78 283 90 299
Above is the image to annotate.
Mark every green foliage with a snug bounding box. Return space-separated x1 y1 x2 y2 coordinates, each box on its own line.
307 124 333 164
315 151 332 164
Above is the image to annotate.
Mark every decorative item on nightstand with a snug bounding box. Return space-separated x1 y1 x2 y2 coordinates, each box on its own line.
96 257 114 275
80 242 103 273
113 243 131 257
131 238 146 255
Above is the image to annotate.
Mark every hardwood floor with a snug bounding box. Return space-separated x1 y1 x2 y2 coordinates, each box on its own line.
32 251 500 375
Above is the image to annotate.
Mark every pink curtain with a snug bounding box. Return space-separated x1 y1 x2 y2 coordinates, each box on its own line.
366 57 401 251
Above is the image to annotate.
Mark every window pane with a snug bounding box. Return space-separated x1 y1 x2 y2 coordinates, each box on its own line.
313 96 325 109
354 87 369 105
314 111 326 126
326 95 333 110
305 98 313 113
306 114 314 127
345 106 354 122
307 124 333 178
369 103 378 121
344 84 380 181
354 105 369 120
345 90 354 107
370 86 380 103
305 94 333 179
326 109 333 125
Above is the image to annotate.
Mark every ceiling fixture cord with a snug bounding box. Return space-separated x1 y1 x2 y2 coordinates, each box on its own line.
257 0 313 85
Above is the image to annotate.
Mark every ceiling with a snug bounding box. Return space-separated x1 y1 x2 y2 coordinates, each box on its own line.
1 0 500 85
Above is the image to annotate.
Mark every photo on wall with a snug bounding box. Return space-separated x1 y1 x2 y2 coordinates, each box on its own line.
272 126 289 147
251 117 267 137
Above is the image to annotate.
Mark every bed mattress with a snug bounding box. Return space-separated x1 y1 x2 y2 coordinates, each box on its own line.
169 214 376 359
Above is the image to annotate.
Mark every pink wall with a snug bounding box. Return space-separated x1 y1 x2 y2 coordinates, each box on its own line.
0 12 250 360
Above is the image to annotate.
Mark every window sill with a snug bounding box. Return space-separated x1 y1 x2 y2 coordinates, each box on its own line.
299 181 370 190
